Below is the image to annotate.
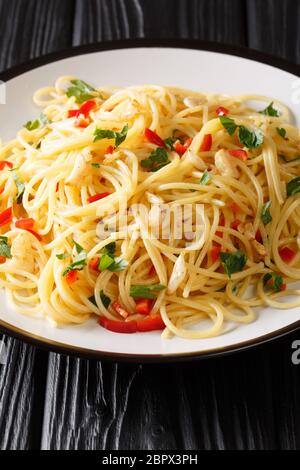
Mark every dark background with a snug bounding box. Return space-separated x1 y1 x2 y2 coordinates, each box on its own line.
0 0 300 450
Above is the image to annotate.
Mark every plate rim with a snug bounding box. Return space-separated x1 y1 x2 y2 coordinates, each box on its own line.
0 37 300 362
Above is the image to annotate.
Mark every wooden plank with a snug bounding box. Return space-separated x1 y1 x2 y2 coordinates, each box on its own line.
246 0 300 64
73 0 247 45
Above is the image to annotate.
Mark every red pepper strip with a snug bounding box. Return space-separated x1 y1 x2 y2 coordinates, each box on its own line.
200 134 212 152
105 145 114 154
149 264 156 276
137 315 165 332
279 247 296 263
174 137 192 156
112 301 130 319
144 128 167 148
65 270 78 284
89 256 100 272
0 186 4 195
136 298 152 315
15 218 35 230
267 278 287 292
255 230 262 243
87 192 111 204
0 207 12 227
99 317 137 333
230 202 241 214
228 149 248 161
0 256 6 264
216 106 230 116
231 219 242 230
215 214 225 239
68 100 96 118
56 182 59 193
210 245 221 263
26 229 42 241
0 161 13 170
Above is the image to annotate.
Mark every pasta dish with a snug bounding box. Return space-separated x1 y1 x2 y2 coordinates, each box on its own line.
0 77 300 339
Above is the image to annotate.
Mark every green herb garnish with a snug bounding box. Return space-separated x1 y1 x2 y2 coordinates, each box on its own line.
276 127 287 139
164 136 177 150
91 163 100 168
220 250 247 279
56 253 69 260
94 124 128 147
24 113 51 131
66 79 99 104
130 284 166 299
261 201 272 225
89 290 111 309
62 241 87 276
263 272 284 292
0 237 12 259
98 242 128 273
11 170 25 204
141 147 170 172
287 177 300 197
200 170 211 186
219 116 238 136
238 126 264 148
259 102 280 117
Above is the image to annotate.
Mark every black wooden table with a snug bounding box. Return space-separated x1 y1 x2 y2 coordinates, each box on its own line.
1 0 300 450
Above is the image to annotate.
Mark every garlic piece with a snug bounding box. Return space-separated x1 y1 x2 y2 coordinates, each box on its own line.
11 232 35 273
215 149 239 178
167 253 187 294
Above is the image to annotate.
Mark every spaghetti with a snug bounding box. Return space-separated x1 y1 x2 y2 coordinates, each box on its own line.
0 77 300 339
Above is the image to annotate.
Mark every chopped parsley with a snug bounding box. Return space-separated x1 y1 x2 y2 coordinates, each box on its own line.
91 163 100 168
276 127 287 139
62 240 87 276
259 102 280 117
219 116 237 136
199 170 211 185
261 201 272 225
164 136 177 150
220 116 264 148
130 284 166 299
263 272 284 292
0 236 12 259
286 177 300 197
141 147 170 172
56 253 70 260
11 170 25 204
94 124 128 147
66 79 100 104
89 290 111 309
98 242 128 273
220 250 247 279
24 113 51 131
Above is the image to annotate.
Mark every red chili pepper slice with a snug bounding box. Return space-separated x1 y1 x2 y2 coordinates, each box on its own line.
26 229 42 241
87 192 111 204
200 134 212 152
210 245 221 263
231 219 242 230
89 256 100 272
0 207 12 227
228 149 248 161
112 301 130 319
15 218 35 230
135 298 152 315
279 247 296 263
216 106 230 116
99 317 137 333
230 203 241 214
255 229 263 243
136 315 165 332
105 145 114 154
68 100 96 119
144 128 167 148
0 161 13 170
65 270 78 284
0 256 6 264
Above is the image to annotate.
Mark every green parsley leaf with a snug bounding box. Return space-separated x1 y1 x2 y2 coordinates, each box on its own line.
24 113 51 131
101 242 116 256
93 124 128 147
99 253 115 272
130 284 166 299
91 163 100 168
219 116 238 136
141 147 170 172
263 272 283 292
56 253 69 260
88 290 111 309
287 177 300 197
62 240 87 276
66 79 98 104
107 257 128 272
0 238 12 259
261 201 272 225
220 250 247 279
238 126 264 148
11 170 25 204
259 102 280 117
276 127 287 139
164 136 176 150
200 170 211 186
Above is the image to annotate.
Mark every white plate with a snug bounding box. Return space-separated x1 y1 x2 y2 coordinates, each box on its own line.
0 40 299 361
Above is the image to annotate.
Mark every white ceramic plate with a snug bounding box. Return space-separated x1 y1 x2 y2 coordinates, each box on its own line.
0 40 299 361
